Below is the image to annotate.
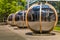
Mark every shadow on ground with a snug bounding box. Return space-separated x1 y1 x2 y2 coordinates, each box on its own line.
26 32 56 36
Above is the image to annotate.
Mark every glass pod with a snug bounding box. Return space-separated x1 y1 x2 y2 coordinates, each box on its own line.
14 10 27 28
7 13 15 26
26 3 58 33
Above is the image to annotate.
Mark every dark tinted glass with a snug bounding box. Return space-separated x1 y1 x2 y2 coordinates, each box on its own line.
8 15 13 21
15 15 20 21
27 8 40 21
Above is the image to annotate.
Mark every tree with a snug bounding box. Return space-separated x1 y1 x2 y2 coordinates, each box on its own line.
55 2 60 13
0 0 26 22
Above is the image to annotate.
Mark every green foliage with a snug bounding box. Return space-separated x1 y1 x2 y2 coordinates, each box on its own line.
54 26 60 31
0 0 26 21
54 2 60 9
50 1 60 13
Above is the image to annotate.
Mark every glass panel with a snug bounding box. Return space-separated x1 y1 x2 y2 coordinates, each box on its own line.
24 13 26 21
15 12 23 21
15 15 20 21
27 5 40 32
15 11 26 27
8 14 13 21
41 5 56 32
27 9 40 21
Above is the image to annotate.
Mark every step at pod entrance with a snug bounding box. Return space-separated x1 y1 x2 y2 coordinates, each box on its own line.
26 2 58 33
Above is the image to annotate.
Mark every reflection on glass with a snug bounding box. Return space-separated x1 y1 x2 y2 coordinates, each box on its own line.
27 9 40 21
27 5 41 32
27 4 57 32
8 14 13 21
41 8 56 22
41 5 56 32
15 11 26 21
15 15 20 21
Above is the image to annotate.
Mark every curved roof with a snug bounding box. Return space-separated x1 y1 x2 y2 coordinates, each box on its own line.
16 11 26 16
30 5 54 13
32 5 50 11
9 14 14 18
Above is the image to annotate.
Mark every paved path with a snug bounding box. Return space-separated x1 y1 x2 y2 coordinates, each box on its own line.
0 25 26 40
7 25 60 40
0 25 60 40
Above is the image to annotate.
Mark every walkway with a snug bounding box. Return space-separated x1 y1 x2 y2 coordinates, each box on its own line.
0 25 26 40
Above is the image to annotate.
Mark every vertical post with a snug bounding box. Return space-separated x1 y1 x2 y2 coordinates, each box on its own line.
40 2 42 33
26 0 30 27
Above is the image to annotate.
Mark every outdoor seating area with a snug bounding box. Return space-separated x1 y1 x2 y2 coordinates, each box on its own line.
6 2 58 33
0 0 60 40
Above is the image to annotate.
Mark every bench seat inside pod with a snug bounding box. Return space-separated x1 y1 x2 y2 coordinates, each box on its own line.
7 14 15 26
26 3 58 33
14 11 27 28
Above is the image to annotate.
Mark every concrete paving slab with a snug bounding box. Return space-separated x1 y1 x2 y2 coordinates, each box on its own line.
0 25 26 40
7 25 60 40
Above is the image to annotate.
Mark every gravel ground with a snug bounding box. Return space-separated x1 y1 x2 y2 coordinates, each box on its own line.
7 25 60 40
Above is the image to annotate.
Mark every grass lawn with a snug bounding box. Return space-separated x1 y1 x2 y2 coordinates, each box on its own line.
54 26 60 31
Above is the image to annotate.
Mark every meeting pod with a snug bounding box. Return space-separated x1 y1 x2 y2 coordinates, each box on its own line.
7 13 15 26
14 10 27 28
26 3 58 33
